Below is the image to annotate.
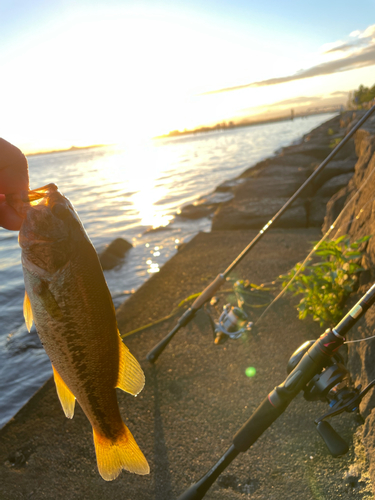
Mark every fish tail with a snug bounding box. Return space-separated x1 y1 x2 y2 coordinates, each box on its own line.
93 424 149 481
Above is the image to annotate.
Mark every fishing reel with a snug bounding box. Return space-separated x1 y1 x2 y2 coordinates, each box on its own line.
287 340 375 457
210 302 253 344
205 280 269 344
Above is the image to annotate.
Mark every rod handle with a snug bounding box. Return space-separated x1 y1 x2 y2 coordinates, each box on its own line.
191 274 226 310
233 396 287 452
146 308 196 363
177 445 239 500
146 324 180 363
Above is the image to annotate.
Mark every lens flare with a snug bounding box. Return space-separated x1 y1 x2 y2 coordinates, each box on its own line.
245 366 256 378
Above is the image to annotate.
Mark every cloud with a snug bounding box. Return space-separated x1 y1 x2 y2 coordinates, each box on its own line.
322 24 375 54
320 40 347 53
202 24 375 95
359 24 375 39
323 42 355 54
330 90 348 96
238 93 348 118
269 95 322 106
240 94 335 113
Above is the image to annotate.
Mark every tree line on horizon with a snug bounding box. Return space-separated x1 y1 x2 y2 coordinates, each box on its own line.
351 83 375 106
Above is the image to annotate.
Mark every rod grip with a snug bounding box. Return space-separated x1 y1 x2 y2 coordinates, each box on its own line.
233 396 287 452
146 309 196 363
191 274 226 310
146 324 180 363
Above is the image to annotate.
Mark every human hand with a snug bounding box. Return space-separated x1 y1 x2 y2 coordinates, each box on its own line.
0 138 29 230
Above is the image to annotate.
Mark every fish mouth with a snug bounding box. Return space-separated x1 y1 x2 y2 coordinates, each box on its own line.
27 183 59 204
6 183 61 218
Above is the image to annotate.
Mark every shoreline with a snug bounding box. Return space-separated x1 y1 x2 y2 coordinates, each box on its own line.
26 143 110 157
155 108 342 140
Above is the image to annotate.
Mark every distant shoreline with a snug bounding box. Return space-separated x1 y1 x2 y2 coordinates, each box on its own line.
155 108 341 140
26 143 109 158
25 108 341 156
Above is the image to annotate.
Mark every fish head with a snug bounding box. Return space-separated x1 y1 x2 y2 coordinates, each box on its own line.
12 184 91 274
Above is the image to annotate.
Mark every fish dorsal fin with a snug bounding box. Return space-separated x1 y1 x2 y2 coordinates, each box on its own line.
52 365 76 419
23 290 33 332
116 338 145 396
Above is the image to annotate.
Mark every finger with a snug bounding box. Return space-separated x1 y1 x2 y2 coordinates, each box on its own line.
0 200 23 230
0 138 29 194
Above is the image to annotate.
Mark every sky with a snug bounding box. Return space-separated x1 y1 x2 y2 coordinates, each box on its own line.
1 0 374 153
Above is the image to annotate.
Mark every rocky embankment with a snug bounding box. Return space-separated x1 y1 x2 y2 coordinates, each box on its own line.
321 110 375 488
178 111 362 230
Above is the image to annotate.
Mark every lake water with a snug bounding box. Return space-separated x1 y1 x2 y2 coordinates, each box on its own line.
0 113 335 427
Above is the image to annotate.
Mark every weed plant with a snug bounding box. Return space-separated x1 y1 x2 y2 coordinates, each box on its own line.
281 235 371 326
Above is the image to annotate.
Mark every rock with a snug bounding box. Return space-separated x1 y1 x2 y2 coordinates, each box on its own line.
313 158 356 187
353 135 375 183
252 165 311 180
216 178 246 192
322 187 350 234
308 197 331 227
355 129 373 158
315 173 354 198
212 197 307 230
177 192 234 219
343 467 360 488
177 204 213 219
355 129 375 160
340 111 358 129
358 114 375 136
98 237 133 270
332 137 356 160
233 172 313 200
240 154 318 178
282 143 332 160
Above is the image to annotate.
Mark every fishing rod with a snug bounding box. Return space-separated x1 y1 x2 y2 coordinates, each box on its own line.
176 283 375 500
147 104 375 363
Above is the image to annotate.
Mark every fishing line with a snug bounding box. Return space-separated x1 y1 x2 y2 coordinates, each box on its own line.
255 157 375 326
344 335 375 344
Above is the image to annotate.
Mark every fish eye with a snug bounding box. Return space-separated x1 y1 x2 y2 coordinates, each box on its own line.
52 203 70 220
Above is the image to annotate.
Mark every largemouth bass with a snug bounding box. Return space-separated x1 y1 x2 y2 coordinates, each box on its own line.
8 183 149 481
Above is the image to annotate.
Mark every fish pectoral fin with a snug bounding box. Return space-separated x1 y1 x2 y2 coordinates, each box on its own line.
23 290 33 332
33 280 63 321
116 338 145 396
93 423 149 481
52 365 76 419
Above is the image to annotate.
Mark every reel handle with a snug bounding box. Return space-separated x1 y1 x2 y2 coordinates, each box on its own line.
316 421 349 457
